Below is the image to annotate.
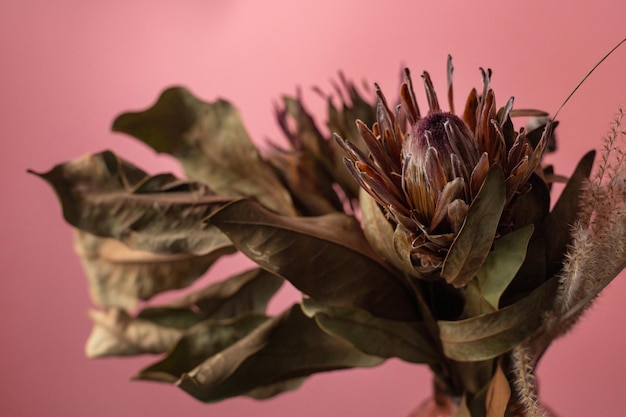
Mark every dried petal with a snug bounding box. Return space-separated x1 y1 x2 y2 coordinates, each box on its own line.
470 152 490 198
447 199 469 234
430 178 465 230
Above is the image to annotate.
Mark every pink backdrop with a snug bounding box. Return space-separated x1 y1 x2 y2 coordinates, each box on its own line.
2 1 625 416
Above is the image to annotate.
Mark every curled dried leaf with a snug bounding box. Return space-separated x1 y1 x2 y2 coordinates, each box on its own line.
30 150 233 255
112 87 295 214
75 230 233 310
86 309 183 358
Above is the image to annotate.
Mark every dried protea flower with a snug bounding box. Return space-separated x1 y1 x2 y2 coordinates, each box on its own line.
336 57 554 284
266 78 377 216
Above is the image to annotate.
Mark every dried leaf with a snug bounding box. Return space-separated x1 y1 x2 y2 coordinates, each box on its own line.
136 314 271 383
176 305 383 402
31 151 233 255
86 269 282 359
75 230 233 310
438 277 558 361
139 268 283 325
511 173 550 230
245 378 306 399
463 280 497 317
86 309 183 358
208 198 419 320
485 363 511 417
542 151 595 270
500 237 548 307
359 189 414 275
112 87 295 214
480 226 534 309
442 166 506 288
464 225 534 316
301 299 438 364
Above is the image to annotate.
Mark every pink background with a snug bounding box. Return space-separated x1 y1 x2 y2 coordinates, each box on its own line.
2 1 626 416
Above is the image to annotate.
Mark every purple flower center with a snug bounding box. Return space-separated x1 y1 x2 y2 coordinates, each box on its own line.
407 111 479 177
415 112 457 143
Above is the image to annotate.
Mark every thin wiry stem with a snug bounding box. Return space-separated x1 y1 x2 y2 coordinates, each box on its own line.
553 37 626 119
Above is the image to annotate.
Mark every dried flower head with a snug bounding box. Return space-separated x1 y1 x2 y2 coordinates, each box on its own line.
336 57 553 280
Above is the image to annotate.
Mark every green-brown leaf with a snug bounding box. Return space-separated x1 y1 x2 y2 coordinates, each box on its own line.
86 309 183 358
85 268 282 358
136 314 271 383
138 268 283 326
543 151 595 270
176 305 383 402
360 189 416 275
112 87 295 214
442 166 506 288
301 299 438 364
464 225 534 316
31 150 233 255
75 230 232 310
208 198 419 320
438 277 558 361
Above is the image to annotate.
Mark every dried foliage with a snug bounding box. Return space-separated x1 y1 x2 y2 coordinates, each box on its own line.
537 105 626 347
31 59 625 417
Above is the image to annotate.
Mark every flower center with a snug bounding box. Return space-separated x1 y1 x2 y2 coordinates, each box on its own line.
408 111 479 179
415 112 459 146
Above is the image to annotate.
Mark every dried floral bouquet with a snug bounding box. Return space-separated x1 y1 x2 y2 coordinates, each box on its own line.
31 56 625 417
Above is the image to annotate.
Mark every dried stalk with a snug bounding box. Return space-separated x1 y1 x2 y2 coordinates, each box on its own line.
545 104 626 342
510 346 546 417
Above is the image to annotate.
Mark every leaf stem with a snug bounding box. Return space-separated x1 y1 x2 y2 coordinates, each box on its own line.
553 37 626 119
